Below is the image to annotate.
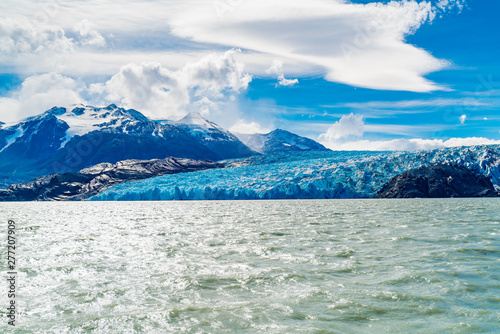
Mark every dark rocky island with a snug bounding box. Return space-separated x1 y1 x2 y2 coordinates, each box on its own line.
0 157 223 201
375 164 499 198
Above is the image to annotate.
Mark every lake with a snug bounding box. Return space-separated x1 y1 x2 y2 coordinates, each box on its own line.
1 199 499 333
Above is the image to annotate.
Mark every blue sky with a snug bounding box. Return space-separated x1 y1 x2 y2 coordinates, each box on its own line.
0 0 499 150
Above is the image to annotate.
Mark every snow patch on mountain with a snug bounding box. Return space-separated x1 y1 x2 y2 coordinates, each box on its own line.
0 125 24 153
55 104 150 137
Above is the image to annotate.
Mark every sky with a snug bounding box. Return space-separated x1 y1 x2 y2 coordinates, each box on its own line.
0 0 499 150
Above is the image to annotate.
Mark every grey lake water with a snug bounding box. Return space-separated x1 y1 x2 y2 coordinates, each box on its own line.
0 199 499 333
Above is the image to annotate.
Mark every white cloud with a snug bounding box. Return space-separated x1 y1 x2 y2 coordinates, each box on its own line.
90 49 252 119
317 113 487 151
436 0 466 12
88 61 190 120
320 113 365 141
0 48 316 78
266 60 299 87
229 120 271 134
183 49 252 97
277 75 299 87
0 98 22 123
335 98 487 110
77 20 106 47
316 113 494 151
266 60 283 77
0 15 108 74
321 137 500 151
169 0 449 92
0 3 316 77
0 73 84 123
0 17 74 55
192 97 219 117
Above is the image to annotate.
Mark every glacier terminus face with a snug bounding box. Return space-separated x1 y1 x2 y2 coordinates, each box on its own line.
91 145 500 201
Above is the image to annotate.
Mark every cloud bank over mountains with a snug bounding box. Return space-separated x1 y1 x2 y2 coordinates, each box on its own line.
89 49 252 120
318 110 500 151
0 50 252 122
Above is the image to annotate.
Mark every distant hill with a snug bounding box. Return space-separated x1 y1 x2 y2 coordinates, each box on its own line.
235 129 330 155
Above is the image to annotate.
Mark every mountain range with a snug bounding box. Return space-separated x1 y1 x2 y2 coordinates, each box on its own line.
1 105 499 201
0 105 329 187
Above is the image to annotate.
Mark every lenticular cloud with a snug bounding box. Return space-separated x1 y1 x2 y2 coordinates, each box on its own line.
169 0 449 92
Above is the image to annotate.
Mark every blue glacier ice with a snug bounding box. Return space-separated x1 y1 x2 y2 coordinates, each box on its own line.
90 145 500 201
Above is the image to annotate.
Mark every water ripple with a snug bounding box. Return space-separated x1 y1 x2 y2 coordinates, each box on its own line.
0 198 499 333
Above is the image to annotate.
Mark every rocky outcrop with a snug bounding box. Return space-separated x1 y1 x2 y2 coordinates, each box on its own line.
0 157 223 201
375 164 499 198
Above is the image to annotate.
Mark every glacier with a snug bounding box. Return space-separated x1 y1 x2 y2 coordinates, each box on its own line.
90 145 500 201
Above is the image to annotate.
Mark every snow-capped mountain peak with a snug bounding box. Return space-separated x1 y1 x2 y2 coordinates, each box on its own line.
172 112 233 140
27 104 159 148
173 111 228 133
170 111 257 159
176 112 211 127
